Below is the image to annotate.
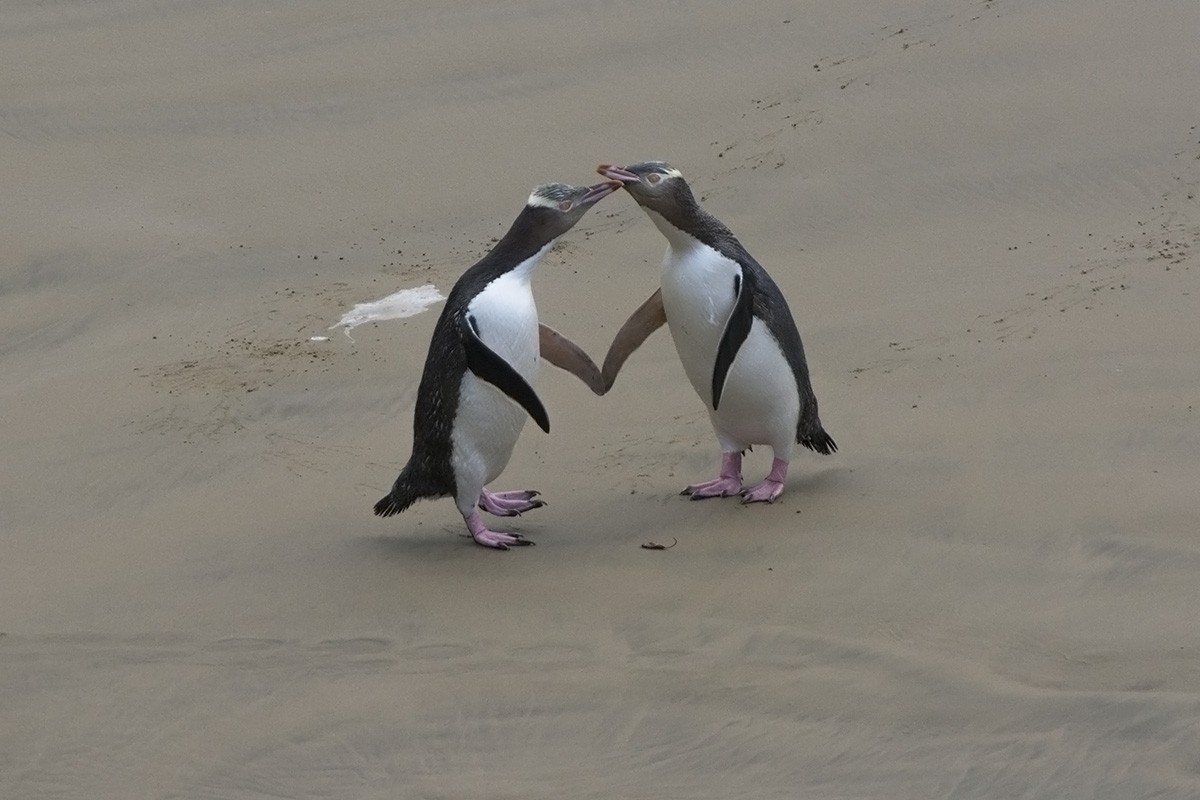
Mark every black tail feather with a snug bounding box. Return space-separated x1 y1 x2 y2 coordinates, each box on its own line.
373 466 438 517
373 489 418 517
800 427 838 456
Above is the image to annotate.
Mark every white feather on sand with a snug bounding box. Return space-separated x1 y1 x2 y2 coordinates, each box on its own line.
330 284 445 340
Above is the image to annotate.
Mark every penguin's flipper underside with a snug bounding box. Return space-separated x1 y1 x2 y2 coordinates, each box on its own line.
463 315 551 433
711 271 754 411
601 288 667 392
538 323 604 396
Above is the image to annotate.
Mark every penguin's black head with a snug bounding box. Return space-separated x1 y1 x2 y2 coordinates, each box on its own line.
596 160 699 213
597 161 685 193
490 180 619 260
597 161 707 237
520 180 621 239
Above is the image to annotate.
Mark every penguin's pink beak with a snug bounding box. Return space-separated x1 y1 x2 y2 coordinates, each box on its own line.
580 179 623 205
596 164 641 185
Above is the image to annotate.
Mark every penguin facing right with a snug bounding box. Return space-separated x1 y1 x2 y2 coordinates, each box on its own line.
597 161 836 504
374 180 619 549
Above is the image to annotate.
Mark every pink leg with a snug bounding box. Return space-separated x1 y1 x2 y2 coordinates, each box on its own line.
741 457 788 504
682 451 743 499
463 510 533 550
478 488 545 516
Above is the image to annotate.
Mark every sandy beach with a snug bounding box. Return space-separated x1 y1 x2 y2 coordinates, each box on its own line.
4 0 1200 796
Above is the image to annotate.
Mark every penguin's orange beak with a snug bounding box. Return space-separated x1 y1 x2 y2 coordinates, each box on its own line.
580 179 623 206
596 164 641 185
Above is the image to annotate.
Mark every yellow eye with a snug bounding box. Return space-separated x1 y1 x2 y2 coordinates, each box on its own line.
558 200 574 212
647 173 662 185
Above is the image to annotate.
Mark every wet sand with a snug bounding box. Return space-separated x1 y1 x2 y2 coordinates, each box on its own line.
3 1 1200 797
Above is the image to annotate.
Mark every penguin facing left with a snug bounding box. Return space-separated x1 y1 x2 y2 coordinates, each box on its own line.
596 161 836 504
374 180 620 549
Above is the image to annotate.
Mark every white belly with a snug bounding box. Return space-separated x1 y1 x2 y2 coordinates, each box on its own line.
712 320 800 455
451 269 540 511
660 243 799 455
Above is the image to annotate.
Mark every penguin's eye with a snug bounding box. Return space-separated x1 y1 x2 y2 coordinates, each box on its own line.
558 200 574 212
646 173 663 185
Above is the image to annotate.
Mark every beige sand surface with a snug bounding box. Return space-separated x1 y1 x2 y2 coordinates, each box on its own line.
4 1 1200 797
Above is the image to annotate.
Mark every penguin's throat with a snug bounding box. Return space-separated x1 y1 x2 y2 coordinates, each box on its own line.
644 209 701 251
510 237 558 282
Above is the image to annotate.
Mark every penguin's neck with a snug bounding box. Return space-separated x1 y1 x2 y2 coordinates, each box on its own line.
644 209 704 253
478 237 557 294
508 238 557 283
472 219 563 288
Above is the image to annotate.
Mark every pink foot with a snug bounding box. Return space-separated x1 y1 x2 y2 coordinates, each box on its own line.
464 511 533 551
682 451 743 500
741 458 788 504
478 488 545 516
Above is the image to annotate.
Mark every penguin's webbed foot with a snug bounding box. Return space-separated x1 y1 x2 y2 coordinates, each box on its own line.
478 488 546 516
740 457 789 504
464 511 535 551
473 529 535 550
681 451 743 499
681 476 744 499
740 479 784 504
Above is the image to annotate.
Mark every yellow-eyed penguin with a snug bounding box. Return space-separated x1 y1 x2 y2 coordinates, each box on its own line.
374 180 620 549
597 161 836 503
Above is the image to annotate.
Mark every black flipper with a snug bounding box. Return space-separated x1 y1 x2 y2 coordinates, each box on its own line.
462 314 551 433
711 270 755 411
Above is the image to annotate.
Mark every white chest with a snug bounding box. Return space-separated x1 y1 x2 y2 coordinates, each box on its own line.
465 260 542 379
659 241 742 390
